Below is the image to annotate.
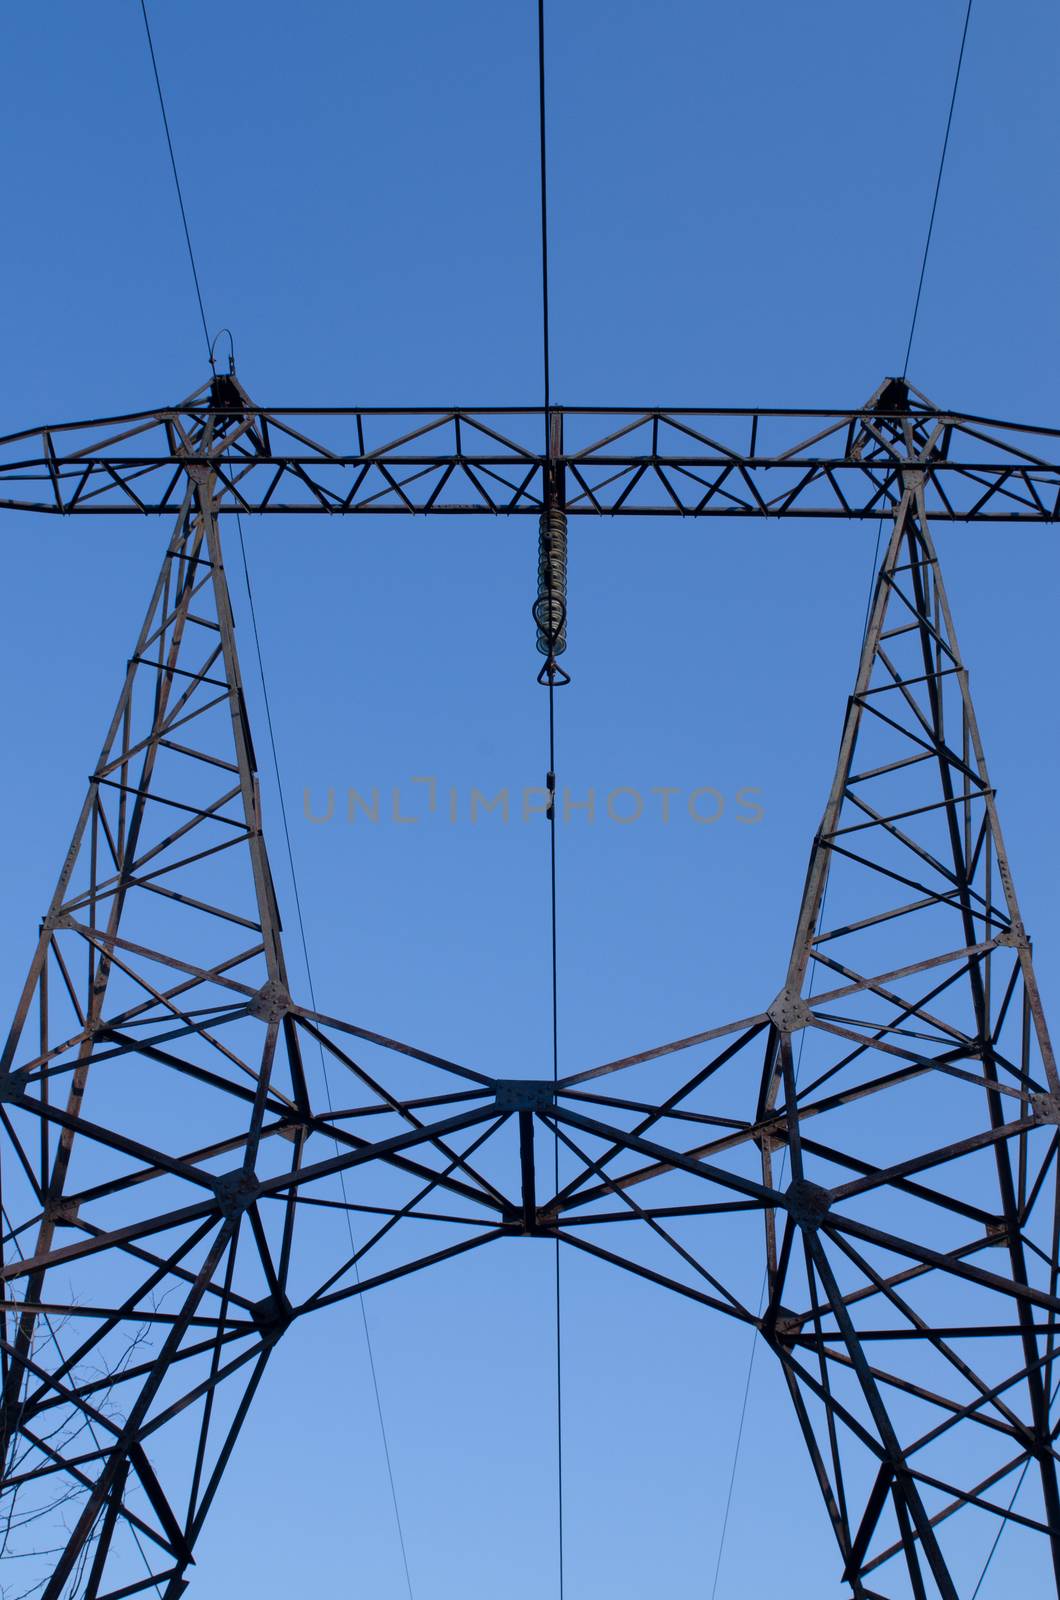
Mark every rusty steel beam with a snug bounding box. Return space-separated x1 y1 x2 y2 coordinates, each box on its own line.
1 373 1059 520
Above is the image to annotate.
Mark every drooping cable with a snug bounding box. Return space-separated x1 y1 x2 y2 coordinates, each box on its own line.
137 0 211 359
234 520 416 1599
869 3 974 653
966 1371 1059 1591
710 18 976 1581
970 1455 1032 1599
903 0 974 377
708 484 910 1598
536 3 565 1594
711 510 882 1600
707 949 824 1600
4 35 214 1587
135 17 416 1590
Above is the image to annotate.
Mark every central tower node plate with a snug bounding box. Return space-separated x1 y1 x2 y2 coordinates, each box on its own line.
493 1079 557 1111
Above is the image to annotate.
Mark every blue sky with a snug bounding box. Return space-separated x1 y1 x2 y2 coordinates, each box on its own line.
2 3 1060 1596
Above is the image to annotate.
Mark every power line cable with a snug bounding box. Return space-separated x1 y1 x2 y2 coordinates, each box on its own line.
538 0 552 415
135 14 416 1590
137 0 211 358
969 1456 1032 1599
6 14 215 1550
903 0 974 378
233 519 416 1600
536 3 564 1593
707 954 823 1600
548 669 564 1600
966 1373 1059 1593
710 14 975 1581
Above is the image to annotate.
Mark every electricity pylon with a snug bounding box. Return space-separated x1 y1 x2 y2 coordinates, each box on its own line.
537 466 1060 1598
1 375 1058 1597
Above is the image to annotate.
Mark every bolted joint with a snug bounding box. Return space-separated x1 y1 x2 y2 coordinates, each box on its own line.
494 1079 556 1112
0 1071 30 1105
502 1201 558 1235
769 1305 805 1343
767 989 813 1033
1031 1093 1060 1127
45 1197 80 1227
785 1177 831 1228
248 980 291 1024
251 1290 294 1338
752 1118 787 1154
213 1167 261 1220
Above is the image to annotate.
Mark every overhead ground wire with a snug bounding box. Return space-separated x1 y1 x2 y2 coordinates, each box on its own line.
233 519 416 1600
137 0 211 359
709 7 975 1590
136 7 415 1589
903 0 975 378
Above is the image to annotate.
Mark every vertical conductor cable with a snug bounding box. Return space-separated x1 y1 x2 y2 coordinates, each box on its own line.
536 4 566 1597
533 0 568 679
547 628 565 1600
537 0 551 419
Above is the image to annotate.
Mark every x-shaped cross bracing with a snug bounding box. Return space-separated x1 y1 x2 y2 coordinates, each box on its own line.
2 378 1059 1600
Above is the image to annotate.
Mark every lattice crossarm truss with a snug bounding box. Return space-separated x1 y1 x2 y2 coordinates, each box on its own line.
1 373 1060 518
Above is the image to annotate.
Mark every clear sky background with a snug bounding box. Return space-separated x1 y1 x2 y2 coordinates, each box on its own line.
2 3 1060 1597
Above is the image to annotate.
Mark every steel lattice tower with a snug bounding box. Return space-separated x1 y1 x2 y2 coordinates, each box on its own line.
1 373 1060 1597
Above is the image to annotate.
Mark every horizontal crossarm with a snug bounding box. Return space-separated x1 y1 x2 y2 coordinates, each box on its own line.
2 374 1060 519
